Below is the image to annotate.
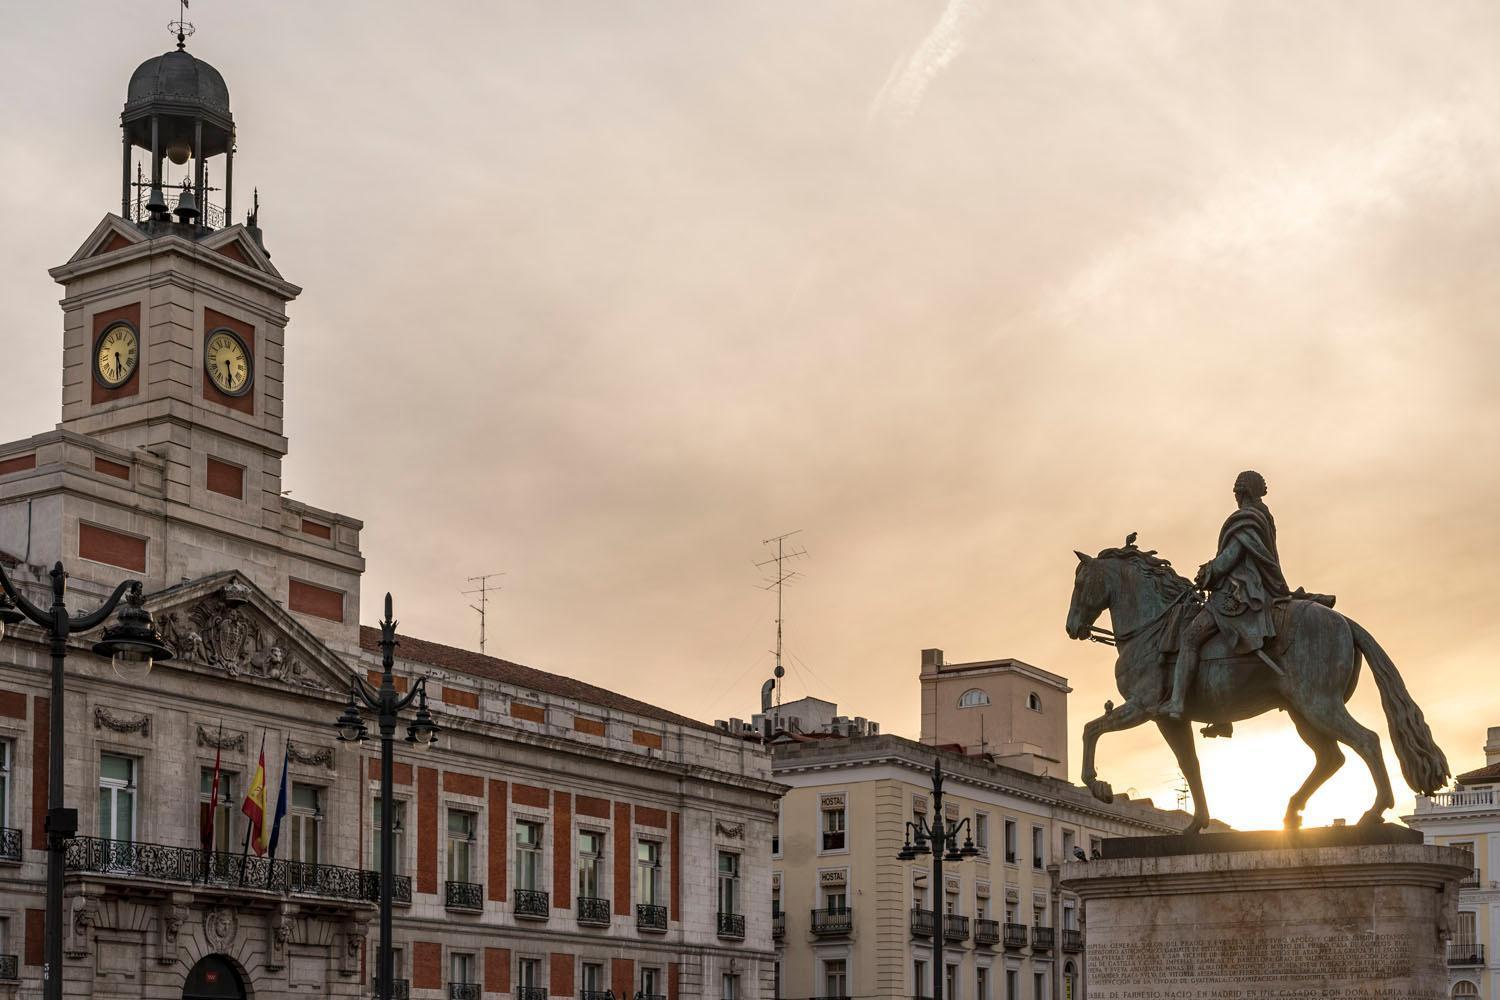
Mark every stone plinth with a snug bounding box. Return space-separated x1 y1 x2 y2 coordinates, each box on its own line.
1061 825 1469 1000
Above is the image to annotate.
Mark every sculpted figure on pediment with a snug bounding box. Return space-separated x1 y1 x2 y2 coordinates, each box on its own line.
157 594 329 691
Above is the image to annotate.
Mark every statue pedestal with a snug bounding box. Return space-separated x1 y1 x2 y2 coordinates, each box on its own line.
1060 825 1469 1000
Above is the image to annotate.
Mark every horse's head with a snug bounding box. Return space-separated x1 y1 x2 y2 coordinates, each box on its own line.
1066 550 1112 640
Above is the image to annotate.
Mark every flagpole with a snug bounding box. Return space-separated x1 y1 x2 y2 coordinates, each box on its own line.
239 730 266 887
200 719 223 883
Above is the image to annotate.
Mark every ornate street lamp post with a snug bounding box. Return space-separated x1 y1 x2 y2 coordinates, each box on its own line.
0 561 172 1000
334 593 438 1000
896 756 980 1000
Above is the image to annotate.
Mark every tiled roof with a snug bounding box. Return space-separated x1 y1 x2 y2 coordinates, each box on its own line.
359 626 718 734
1455 762 1500 786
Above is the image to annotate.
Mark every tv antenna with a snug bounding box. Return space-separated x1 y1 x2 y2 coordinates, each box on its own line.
169 0 195 50
755 530 807 709
463 572 505 655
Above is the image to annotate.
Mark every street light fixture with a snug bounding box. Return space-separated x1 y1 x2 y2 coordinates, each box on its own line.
333 593 439 1000
0 560 171 1000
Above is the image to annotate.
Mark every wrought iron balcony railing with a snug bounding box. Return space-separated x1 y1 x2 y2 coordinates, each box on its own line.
517 988 549 1000
446 880 484 911
910 907 935 937
943 913 970 942
974 918 1000 945
0 827 20 863
717 911 746 939
1448 942 1486 967
371 976 411 999
811 907 853 936
1031 925 1055 950
581 992 614 1000
514 888 550 919
577 895 612 926
637 994 666 1000
1062 928 1083 953
450 985 480 1000
637 902 668 931
0 954 17 981
1002 922 1028 949
1461 868 1482 888
64 836 384 904
772 909 785 939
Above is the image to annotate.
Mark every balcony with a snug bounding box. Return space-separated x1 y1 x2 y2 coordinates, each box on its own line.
1032 926 1055 950
1062 928 1083 953
450 985 480 1000
943 913 970 943
910 907 935 937
582 993 614 1000
822 830 846 851
517 989 549 1000
811 907 853 937
1461 869 1482 888
371 976 411 999
577 896 612 926
64 836 380 905
637 902 668 932
0 954 17 981
974 919 1000 945
1415 788 1496 813
717 911 746 940
1449 942 1486 967
446 880 483 912
772 910 785 940
514 889 550 920
0 827 20 863
1002 923 1028 949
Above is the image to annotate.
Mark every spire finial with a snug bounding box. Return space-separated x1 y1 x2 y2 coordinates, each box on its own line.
169 0 194 50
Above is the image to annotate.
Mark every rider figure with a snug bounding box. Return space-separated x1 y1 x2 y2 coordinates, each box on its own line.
1161 470 1290 720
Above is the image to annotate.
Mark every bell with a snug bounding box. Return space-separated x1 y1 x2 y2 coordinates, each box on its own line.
174 186 199 223
145 185 169 216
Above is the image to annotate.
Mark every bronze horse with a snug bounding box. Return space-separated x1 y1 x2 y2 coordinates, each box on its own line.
1065 539 1449 832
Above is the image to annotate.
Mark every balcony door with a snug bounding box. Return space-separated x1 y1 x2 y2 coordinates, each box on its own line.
182 954 246 999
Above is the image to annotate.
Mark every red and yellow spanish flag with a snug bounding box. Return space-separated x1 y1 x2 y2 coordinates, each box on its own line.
241 734 268 856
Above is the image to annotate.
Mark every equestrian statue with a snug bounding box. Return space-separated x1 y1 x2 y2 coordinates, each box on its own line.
1065 470 1449 833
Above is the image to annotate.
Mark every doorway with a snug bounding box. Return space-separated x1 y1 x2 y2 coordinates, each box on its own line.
183 954 247 1000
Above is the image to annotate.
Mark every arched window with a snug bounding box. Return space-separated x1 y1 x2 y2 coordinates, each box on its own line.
1027 692 1043 712
1452 982 1479 999
958 689 990 709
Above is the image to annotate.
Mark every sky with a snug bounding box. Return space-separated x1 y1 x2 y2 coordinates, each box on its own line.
2 1 1498 830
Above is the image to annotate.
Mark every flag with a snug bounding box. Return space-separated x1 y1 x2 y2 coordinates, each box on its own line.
265 741 290 859
200 721 224 854
241 733 268 856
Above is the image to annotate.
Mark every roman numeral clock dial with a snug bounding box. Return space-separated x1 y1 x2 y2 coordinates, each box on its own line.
205 329 253 397
93 322 139 389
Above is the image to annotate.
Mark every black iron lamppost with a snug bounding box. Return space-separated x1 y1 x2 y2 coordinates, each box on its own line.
334 593 438 1000
896 757 980 1000
0 561 173 1000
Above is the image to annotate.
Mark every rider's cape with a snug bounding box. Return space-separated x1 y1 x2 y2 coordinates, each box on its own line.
1204 502 1291 654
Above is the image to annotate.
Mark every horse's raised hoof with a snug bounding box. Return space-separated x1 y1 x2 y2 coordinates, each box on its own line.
1088 779 1114 804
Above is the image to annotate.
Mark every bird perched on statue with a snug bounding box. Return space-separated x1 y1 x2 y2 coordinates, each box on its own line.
1072 846 1088 862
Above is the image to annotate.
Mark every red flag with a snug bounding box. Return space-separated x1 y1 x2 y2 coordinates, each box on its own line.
201 722 223 854
241 734 268 856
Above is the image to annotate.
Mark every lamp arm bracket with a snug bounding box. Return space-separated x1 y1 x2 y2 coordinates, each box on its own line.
392 674 430 713
0 562 50 626
72 579 139 632
350 671 382 708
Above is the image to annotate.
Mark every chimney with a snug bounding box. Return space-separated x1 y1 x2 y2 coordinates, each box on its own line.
922 649 945 674
1486 726 1500 765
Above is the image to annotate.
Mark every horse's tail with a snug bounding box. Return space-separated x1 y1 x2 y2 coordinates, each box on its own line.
1348 618 1450 794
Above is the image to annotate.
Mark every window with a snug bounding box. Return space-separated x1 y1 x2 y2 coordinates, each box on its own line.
945 891 958 915
1063 901 1076 930
946 964 959 1000
451 952 475 987
772 800 781 856
290 784 321 865
974 812 989 854
515 820 543 891
447 809 476 883
772 882 781 917
1033 903 1046 928
1033 971 1046 1000
723 973 739 1000
823 888 847 913
1457 909 1478 946
582 963 604 994
914 960 928 999
578 830 604 899
372 798 405 876
1026 692 1042 712
1062 828 1076 860
199 767 238 854
98 753 136 842
773 961 782 1000
823 959 847 999
1089 836 1102 859
519 958 542 990
718 852 741 914
0 740 10 829
1005 970 1018 1000
821 802 846 851
1031 825 1045 869
959 689 990 708
976 894 990 919
1063 963 1076 1000
637 840 662 905
1454 983 1480 998
642 966 663 998
1004 820 1018 864
976 967 989 1000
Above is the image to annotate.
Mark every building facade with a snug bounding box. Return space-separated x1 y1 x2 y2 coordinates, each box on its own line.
1408 726 1500 1000
0 37 780 1000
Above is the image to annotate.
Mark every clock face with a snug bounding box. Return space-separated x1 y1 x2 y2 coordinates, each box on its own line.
205 329 253 397
94 322 139 389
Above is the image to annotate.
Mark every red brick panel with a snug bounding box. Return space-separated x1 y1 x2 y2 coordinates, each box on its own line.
443 771 484 797
413 941 441 990
573 716 605 737
365 669 410 694
613 803 632 915
289 579 344 622
203 307 255 415
671 811 681 921
637 807 667 829
216 241 249 264
553 792 572 909
488 780 508 902
90 302 141 405
577 795 610 820
391 761 413 785
551 953 574 998
512 784 549 809
25 908 44 966
442 686 479 709
631 729 663 750
206 457 244 499
511 702 546 724
32 696 48 848
417 767 438 895
0 690 24 719
485 947 512 994
301 518 333 539
669 962 680 1000
93 456 131 480
101 232 133 254
0 454 36 476
611 959 634 996
78 523 146 572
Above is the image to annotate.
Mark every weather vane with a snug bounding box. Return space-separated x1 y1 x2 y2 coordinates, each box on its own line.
169 0 195 51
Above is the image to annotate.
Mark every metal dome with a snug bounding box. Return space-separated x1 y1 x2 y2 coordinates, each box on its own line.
126 49 230 115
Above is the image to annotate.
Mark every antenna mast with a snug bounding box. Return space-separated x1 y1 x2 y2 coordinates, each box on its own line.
755 530 808 709
463 572 505 655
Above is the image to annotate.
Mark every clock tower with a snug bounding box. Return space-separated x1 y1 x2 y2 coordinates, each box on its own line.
0 37 364 652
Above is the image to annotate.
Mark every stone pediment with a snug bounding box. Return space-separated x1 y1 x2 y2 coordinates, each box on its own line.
70 214 147 261
147 571 352 696
197 224 282 278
